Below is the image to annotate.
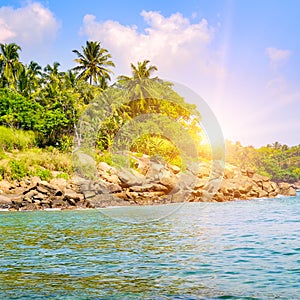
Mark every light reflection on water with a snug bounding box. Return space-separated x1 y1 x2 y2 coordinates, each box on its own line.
0 196 300 299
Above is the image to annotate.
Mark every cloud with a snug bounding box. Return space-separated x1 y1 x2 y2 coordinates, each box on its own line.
266 47 292 69
0 2 60 47
80 11 226 81
265 47 299 105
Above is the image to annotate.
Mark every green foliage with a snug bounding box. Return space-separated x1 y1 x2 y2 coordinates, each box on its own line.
0 88 42 130
34 168 52 181
56 172 69 180
0 125 36 151
72 41 115 85
9 159 29 181
0 147 73 182
226 140 300 183
131 134 181 167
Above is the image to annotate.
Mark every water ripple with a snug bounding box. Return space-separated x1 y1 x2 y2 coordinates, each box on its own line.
0 196 299 299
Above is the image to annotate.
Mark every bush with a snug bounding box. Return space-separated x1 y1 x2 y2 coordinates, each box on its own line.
56 172 69 180
9 160 29 181
34 168 52 181
0 126 37 151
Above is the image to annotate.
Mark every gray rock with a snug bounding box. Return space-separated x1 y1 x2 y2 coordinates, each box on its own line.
118 168 145 187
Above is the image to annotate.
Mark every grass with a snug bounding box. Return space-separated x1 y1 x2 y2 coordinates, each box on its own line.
0 126 37 151
0 147 73 182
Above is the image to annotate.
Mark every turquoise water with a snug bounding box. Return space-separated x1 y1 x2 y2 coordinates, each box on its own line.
0 195 300 299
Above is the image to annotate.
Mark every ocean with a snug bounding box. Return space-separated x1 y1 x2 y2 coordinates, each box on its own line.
1 194 299 299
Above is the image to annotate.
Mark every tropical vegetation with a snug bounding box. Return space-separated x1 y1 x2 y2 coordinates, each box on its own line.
0 41 299 183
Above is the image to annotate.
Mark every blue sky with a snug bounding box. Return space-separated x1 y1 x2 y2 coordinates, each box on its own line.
0 0 299 147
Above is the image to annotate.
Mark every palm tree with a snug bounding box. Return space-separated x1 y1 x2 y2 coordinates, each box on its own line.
16 61 42 97
72 41 115 86
117 60 162 112
0 42 23 88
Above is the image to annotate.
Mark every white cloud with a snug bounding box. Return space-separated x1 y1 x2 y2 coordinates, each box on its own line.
265 47 299 105
80 11 226 81
0 2 60 47
266 47 292 69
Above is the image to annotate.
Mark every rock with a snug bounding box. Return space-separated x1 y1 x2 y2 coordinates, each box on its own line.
30 176 41 185
36 185 50 195
100 172 120 184
0 180 12 194
252 174 269 185
262 181 273 193
118 168 145 187
258 189 268 198
278 182 297 196
38 181 62 196
33 192 46 200
129 183 168 193
239 181 253 194
20 203 38 211
50 178 67 191
168 164 181 174
170 191 190 203
83 190 97 199
176 173 198 191
246 169 255 178
209 160 225 179
292 181 300 190
19 181 28 188
200 190 215 202
188 161 213 177
106 183 122 193
135 157 151 175
194 179 207 190
159 169 177 189
0 195 12 208
23 190 38 201
224 165 235 179
64 189 84 202
214 192 226 202
11 196 23 207
146 161 165 181
87 194 129 208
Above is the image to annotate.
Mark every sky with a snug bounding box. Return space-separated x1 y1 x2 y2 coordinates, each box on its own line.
0 0 299 147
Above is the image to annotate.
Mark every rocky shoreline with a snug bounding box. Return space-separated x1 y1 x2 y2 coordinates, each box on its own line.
0 155 297 211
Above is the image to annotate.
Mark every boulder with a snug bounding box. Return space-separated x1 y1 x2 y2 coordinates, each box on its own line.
38 181 62 196
0 180 12 194
292 181 300 190
64 189 84 202
223 165 236 179
0 195 12 208
262 181 274 193
159 169 177 189
197 163 210 178
50 178 67 191
278 182 297 196
168 164 181 174
118 168 145 187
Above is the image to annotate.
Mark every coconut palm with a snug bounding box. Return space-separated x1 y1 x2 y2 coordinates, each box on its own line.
16 61 42 97
117 60 162 113
0 42 23 88
72 41 115 86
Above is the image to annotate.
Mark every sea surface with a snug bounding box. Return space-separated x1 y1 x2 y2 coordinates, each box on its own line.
0 194 300 299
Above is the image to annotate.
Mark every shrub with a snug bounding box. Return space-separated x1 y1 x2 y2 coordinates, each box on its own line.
34 168 52 181
56 172 69 180
0 126 36 151
9 160 29 181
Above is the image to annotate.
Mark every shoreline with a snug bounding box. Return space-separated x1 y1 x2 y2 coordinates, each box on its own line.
0 193 298 213
0 159 298 212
